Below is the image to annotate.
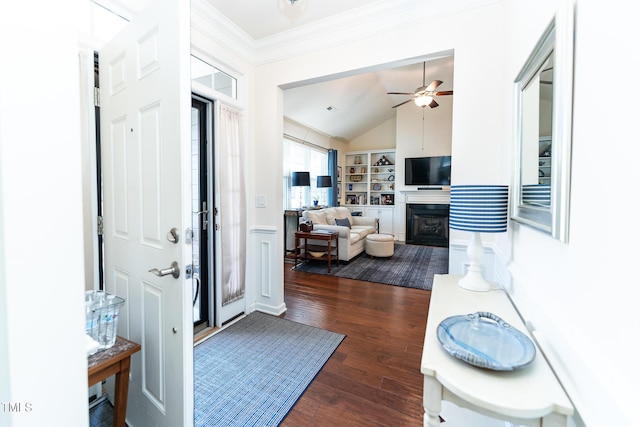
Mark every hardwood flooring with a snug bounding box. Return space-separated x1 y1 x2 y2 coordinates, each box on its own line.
280 263 431 427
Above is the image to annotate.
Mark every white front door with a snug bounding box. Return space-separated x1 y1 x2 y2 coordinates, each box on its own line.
100 0 192 426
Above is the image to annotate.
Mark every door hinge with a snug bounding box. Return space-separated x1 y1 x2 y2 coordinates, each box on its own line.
97 216 104 236
94 87 101 107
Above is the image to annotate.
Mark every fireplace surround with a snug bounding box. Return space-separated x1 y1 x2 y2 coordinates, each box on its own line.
406 203 450 247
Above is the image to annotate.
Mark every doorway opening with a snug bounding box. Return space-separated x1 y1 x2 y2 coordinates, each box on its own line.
191 95 215 336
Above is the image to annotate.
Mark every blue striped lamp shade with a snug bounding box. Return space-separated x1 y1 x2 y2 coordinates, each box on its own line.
522 184 551 207
449 185 509 233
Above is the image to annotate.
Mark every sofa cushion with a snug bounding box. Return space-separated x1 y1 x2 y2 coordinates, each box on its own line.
305 210 328 225
351 225 373 241
335 217 351 228
326 206 353 226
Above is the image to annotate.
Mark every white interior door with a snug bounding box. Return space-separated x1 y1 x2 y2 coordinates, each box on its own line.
100 1 192 426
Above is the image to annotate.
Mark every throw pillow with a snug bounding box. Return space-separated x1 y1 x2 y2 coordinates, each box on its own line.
335 217 351 228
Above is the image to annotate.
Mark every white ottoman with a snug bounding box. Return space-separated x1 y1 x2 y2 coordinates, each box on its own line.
366 234 394 258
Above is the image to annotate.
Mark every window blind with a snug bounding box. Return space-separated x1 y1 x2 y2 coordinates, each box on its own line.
283 136 328 210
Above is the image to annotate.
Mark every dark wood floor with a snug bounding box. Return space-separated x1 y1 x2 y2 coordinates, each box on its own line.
279 262 431 427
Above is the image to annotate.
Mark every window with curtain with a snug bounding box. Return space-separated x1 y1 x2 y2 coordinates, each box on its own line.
283 137 328 209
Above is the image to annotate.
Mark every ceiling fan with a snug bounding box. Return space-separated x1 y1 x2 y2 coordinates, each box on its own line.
387 62 453 109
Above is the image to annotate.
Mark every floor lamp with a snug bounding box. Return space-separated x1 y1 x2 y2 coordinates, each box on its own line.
316 175 332 206
291 171 310 209
449 185 509 292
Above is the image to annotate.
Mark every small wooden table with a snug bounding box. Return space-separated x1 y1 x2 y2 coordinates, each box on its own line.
294 230 339 272
88 336 141 427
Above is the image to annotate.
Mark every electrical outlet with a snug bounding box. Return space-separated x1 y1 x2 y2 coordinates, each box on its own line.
256 194 267 208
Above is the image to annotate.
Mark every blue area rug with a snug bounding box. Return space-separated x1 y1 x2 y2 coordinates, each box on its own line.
194 311 345 426
293 243 448 291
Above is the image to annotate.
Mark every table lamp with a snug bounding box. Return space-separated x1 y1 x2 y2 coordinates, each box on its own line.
291 171 310 209
316 175 332 206
449 185 509 292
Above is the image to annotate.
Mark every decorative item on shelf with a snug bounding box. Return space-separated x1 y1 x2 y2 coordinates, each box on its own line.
350 175 362 182
541 144 552 157
389 183 394 190
361 167 366 173
300 221 313 232
388 175 395 181
382 194 394 205
374 155 393 166
372 183 382 191
374 168 379 173
349 167 355 173
291 171 310 209
354 155 362 164
346 195 357 205
371 196 380 205
388 168 394 173
449 185 509 292
308 251 326 258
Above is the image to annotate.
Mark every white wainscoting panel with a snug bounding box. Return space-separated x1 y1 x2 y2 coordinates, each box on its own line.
248 226 286 316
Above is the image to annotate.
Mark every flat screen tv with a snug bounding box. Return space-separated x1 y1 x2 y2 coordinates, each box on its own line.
405 156 451 186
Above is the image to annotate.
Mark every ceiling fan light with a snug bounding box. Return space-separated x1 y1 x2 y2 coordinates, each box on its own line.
414 95 433 107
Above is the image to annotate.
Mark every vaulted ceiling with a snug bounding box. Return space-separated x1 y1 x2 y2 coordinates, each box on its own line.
202 0 454 141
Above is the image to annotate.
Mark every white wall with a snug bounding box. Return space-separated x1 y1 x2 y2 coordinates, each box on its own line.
501 1 640 426
283 117 334 149
0 1 89 426
348 117 396 151
395 93 453 193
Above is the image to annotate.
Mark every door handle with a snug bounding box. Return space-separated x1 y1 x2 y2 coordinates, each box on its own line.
166 228 179 244
149 261 180 279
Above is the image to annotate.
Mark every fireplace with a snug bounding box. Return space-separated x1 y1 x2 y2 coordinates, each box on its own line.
406 204 450 247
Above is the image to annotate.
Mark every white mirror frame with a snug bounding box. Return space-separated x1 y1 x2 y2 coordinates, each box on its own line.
512 3 574 243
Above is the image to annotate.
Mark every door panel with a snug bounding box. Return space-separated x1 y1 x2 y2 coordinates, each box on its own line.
100 0 191 426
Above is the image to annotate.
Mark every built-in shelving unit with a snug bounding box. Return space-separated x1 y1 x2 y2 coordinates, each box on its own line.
344 150 396 206
343 149 396 236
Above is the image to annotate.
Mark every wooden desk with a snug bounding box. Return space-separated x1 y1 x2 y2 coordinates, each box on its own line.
294 230 339 272
421 275 573 427
88 336 141 427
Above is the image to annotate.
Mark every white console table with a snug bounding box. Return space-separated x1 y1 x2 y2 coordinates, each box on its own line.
421 274 573 427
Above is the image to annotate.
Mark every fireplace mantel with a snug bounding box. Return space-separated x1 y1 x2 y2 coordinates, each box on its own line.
400 190 450 205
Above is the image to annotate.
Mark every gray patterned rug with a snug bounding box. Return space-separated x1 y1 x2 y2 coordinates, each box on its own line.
293 243 448 291
194 311 344 427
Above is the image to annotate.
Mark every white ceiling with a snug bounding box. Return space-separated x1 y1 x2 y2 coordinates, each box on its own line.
283 57 454 141
204 0 376 40
202 0 454 141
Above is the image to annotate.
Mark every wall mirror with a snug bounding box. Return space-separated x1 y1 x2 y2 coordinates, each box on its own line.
512 6 574 243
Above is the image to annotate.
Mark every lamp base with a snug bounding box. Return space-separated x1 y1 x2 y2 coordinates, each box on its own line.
457 231 492 292
458 269 492 292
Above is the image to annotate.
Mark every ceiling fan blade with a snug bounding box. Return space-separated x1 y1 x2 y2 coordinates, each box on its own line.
387 92 415 95
428 99 439 108
392 99 413 108
435 90 453 96
426 80 443 92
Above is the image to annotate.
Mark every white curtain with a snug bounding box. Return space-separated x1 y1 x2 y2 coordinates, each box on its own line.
219 105 246 305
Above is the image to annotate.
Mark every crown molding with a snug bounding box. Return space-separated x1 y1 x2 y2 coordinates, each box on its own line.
192 0 499 66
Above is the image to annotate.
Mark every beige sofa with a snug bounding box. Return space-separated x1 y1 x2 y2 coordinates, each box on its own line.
301 207 377 261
